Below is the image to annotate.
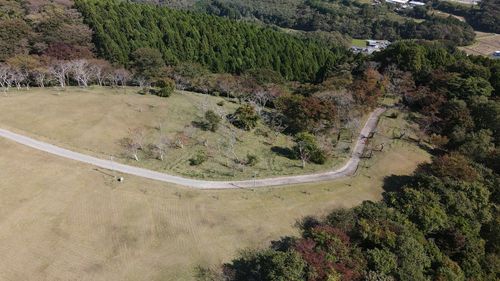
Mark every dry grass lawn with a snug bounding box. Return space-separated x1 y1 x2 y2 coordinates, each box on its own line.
0 135 429 280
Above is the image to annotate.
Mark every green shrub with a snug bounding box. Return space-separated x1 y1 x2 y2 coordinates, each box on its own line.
293 132 326 164
189 151 208 166
387 111 399 119
153 78 176 97
203 110 221 132
156 87 173 97
138 88 149 95
231 104 259 131
246 153 259 166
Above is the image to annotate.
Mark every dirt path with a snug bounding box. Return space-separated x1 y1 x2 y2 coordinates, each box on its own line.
0 108 385 189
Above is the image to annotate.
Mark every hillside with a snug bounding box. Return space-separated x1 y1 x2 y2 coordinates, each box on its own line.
214 41 500 281
0 87 385 180
432 0 500 34
0 0 498 280
0 131 428 280
75 0 347 81
133 0 477 46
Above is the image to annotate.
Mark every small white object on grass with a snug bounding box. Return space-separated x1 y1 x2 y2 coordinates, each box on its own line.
117 177 124 182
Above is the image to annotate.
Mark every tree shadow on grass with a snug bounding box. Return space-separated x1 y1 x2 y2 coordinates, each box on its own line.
271 146 295 159
191 120 210 131
382 174 414 193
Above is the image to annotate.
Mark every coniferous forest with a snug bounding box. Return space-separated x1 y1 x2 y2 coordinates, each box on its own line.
75 0 349 81
133 0 477 46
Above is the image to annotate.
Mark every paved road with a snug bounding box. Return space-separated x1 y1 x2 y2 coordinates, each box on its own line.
0 108 385 189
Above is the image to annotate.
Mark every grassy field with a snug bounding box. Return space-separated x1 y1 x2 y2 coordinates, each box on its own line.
0 87 363 180
0 128 429 280
459 31 500 57
430 9 466 22
351 38 367 48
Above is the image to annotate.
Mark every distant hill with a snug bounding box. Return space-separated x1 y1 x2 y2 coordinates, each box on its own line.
132 0 477 46
75 0 349 81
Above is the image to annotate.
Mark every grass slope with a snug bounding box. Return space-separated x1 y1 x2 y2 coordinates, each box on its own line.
0 87 362 180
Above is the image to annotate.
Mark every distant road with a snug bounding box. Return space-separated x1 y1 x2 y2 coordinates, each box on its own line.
0 108 385 189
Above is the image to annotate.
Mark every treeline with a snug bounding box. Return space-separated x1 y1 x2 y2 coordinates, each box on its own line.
201 42 500 281
466 0 500 33
300 0 474 46
138 0 477 46
74 0 349 82
0 55 131 90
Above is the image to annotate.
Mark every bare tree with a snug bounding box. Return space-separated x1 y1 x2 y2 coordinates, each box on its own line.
195 96 210 117
344 117 361 143
317 89 354 130
122 128 145 161
89 59 111 86
264 112 287 144
135 76 149 89
50 61 71 88
33 67 49 88
217 126 240 169
112 68 131 88
247 90 271 116
152 135 170 161
70 59 92 87
297 140 310 168
0 64 12 91
214 106 227 119
11 69 27 90
90 64 104 86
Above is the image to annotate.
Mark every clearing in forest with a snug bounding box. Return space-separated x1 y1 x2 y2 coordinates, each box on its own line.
459 32 500 57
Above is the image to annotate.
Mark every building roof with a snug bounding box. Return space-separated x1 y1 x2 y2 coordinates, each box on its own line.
386 0 409 4
409 1 426 6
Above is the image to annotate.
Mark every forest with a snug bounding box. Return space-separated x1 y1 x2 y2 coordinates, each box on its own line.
0 0 93 62
134 0 477 46
74 0 350 82
429 0 500 34
197 42 500 281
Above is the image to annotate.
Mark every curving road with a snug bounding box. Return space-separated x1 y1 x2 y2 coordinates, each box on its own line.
0 108 385 189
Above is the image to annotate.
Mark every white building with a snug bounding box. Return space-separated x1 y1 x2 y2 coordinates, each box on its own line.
386 0 409 4
409 1 426 6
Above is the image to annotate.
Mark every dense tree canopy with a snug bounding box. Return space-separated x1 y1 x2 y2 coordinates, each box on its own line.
431 0 500 34
0 0 93 62
75 0 349 81
466 0 500 33
136 0 477 46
